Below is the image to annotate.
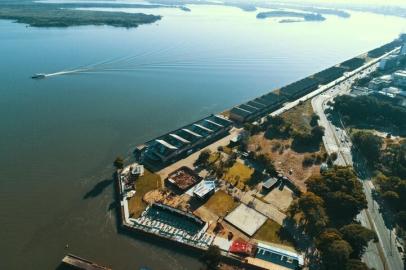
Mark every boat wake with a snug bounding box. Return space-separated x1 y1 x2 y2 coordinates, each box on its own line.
31 68 90 79
32 43 276 79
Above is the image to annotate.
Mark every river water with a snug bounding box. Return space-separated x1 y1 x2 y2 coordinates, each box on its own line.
0 4 405 270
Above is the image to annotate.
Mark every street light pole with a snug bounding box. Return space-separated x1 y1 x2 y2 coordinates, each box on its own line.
390 230 393 256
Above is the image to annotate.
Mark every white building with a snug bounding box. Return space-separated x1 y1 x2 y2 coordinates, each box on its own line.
378 54 398 71
253 242 304 270
393 70 406 88
368 76 392 90
401 42 406 55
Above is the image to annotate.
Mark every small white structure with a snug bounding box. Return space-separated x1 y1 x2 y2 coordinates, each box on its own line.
131 164 144 177
126 190 136 198
262 177 280 191
193 180 216 199
212 236 233 252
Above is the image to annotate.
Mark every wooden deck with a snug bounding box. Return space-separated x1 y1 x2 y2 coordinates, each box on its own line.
61 254 111 270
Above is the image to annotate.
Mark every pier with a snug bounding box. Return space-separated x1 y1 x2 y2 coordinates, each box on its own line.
60 254 111 270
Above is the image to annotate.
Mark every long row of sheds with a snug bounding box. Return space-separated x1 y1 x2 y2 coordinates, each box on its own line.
368 39 402 58
229 64 348 122
140 114 232 164
228 40 401 123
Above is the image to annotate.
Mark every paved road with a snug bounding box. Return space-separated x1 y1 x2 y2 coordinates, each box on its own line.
361 169 404 270
311 66 386 270
310 51 404 270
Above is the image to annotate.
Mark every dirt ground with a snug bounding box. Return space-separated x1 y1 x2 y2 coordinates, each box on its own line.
248 135 322 191
262 186 294 212
143 189 191 212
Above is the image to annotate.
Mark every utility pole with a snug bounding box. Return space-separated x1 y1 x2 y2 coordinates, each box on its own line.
390 230 393 256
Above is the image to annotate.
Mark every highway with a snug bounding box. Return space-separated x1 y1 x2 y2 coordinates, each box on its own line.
311 65 388 270
310 53 404 270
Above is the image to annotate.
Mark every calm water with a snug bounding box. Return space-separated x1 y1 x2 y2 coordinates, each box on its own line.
0 4 405 270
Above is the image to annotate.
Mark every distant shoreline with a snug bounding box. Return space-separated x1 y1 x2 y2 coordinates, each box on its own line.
0 2 162 28
256 11 326 22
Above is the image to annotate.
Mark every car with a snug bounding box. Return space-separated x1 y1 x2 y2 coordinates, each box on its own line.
241 152 249 158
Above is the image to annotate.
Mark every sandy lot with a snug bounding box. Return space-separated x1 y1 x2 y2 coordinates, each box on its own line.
262 186 294 212
248 135 322 191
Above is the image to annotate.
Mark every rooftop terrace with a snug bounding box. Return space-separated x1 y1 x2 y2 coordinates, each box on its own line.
167 166 201 191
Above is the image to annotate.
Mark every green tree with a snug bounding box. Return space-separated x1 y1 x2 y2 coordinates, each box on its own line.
323 240 353 270
311 125 325 142
382 190 400 206
264 115 292 138
310 113 320 127
297 192 329 236
113 156 124 169
352 131 383 166
195 149 211 167
346 259 370 270
306 166 367 225
332 95 406 132
330 152 338 161
316 228 342 252
397 211 406 229
340 223 377 259
254 153 276 175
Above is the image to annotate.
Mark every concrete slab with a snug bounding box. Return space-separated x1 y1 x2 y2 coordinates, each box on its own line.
213 236 232 252
225 204 267 236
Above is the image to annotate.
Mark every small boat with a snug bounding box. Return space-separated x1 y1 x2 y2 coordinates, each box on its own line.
31 73 46 79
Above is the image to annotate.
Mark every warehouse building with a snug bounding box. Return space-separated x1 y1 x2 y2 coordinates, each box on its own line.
229 91 286 122
141 114 232 164
254 242 304 270
279 77 319 99
378 54 398 71
313 66 346 85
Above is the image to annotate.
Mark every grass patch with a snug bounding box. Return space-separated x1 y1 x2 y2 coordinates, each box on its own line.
222 146 234 155
253 219 294 247
223 162 254 189
203 190 238 217
127 170 161 218
208 152 221 164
